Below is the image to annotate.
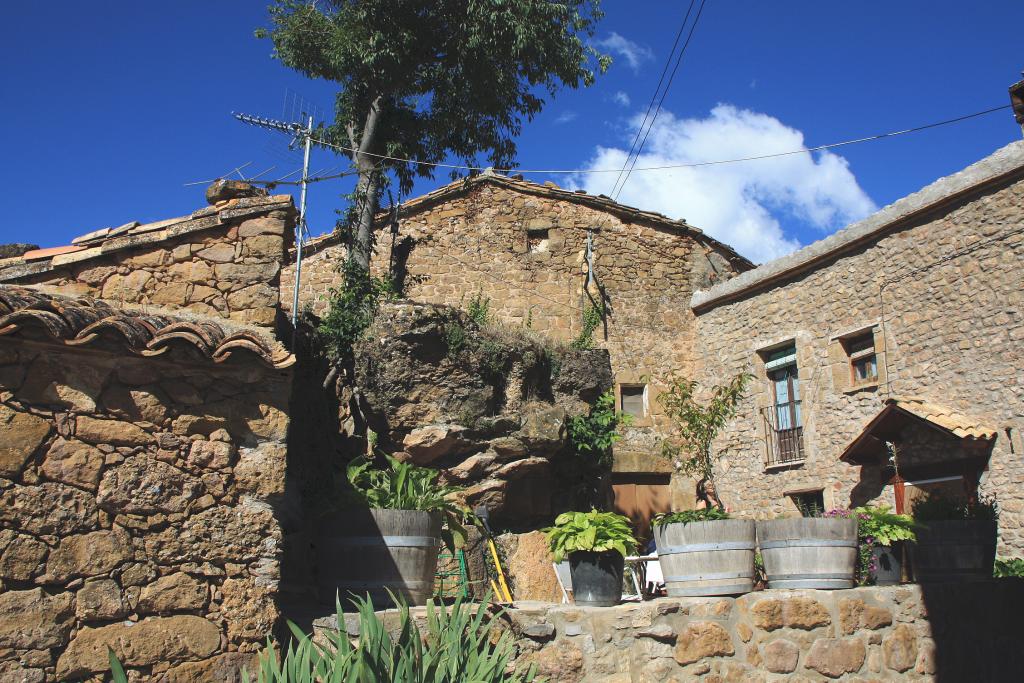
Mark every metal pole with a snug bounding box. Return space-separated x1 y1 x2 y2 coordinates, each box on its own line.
291 115 313 327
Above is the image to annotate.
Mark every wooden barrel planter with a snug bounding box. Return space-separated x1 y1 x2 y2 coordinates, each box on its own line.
317 508 442 607
910 520 996 582
757 518 858 589
654 519 756 597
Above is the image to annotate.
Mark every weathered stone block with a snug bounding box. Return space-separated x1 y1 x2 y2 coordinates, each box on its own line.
0 482 99 535
75 416 154 446
0 405 51 477
40 437 105 491
98 455 205 514
46 528 132 582
882 624 918 673
804 637 866 678
0 530 48 581
137 573 208 614
56 615 221 678
750 596 830 631
145 500 279 565
0 588 74 650
76 578 128 621
220 578 278 643
673 621 735 665
233 442 287 499
101 385 170 425
762 638 800 673
187 439 235 470
164 652 257 683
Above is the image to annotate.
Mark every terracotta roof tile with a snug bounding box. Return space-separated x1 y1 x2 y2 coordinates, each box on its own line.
888 397 997 440
0 285 294 369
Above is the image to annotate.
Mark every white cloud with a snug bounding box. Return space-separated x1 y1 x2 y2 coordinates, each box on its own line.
554 111 578 125
596 32 654 73
611 91 631 107
568 105 877 264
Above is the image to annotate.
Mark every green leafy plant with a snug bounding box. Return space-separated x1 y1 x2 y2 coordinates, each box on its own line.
241 591 538 683
445 320 468 355
570 299 604 350
318 259 397 366
559 390 631 508
852 505 919 546
466 290 491 326
912 493 999 521
994 558 1024 578
652 507 730 526
347 455 470 550
568 390 630 464
543 509 638 562
658 372 753 510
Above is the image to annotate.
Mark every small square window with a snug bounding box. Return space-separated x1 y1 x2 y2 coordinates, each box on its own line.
527 229 549 253
844 333 878 384
620 384 646 418
788 489 824 517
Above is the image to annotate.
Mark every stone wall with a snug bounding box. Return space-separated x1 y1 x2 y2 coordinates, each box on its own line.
690 166 1024 551
1 192 295 328
0 338 291 682
282 176 749 499
316 582 1023 682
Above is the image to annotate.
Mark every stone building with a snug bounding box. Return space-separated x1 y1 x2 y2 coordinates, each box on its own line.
690 140 1024 552
0 184 298 681
282 172 754 532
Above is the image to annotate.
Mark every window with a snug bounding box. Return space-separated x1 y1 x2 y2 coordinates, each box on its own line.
620 384 646 418
844 333 878 385
788 489 825 517
526 229 549 253
761 344 805 465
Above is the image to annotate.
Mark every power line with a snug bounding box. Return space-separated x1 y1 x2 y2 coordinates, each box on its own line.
608 0 697 198
300 104 1011 177
613 0 710 200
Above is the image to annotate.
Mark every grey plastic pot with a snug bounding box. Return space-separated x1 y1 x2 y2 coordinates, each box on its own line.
569 550 625 607
872 544 903 585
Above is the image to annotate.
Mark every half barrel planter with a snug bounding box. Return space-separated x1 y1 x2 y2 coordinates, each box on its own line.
654 519 756 597
317 508 442 607
757 517 858 589
910 519 997 582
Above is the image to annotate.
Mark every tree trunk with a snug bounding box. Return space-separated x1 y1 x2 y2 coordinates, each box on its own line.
348 96 384 272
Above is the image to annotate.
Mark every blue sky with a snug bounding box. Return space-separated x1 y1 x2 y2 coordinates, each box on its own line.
2 1 1022 263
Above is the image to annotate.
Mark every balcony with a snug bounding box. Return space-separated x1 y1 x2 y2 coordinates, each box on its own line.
761 405 805 468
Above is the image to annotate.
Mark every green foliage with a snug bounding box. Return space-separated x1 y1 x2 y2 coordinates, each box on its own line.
108 648 128 683
658 372 753 509
466 291 491 326
543 509 638 562
912 494 999 522
244 592 538 683
568 390 630 465
994 558 1024 578
570 299 603 350
260 0 609 272
652 507 730 527
444 320 468 355
852 505 919 546
318 260 397 365
347 455 470 550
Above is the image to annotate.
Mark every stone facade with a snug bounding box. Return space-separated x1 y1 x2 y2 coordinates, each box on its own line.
316 581 1024 682
282 173 752 509
690 141 1024 552
0 333 291 682
0 190 296 328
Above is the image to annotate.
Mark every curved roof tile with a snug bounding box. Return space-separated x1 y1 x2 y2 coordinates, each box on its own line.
0 285 294 369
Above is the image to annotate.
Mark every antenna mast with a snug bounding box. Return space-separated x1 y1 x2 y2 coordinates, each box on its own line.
232 112 315 328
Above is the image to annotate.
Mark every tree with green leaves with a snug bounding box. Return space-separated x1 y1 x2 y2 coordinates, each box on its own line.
658 372 753 511
258 0 609 278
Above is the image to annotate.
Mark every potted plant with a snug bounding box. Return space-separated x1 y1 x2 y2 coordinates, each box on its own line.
756 509 859 589
544 510 638 607
317 455 469 607
652 508 756 596
852 505 918 585
910 494 998 582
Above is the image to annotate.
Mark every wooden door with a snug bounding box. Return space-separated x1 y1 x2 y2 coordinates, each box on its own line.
612 473 671 543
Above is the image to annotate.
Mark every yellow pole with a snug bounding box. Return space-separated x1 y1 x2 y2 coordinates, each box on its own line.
487 538 513 603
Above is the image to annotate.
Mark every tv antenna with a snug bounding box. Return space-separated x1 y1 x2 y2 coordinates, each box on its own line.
233 111 314 328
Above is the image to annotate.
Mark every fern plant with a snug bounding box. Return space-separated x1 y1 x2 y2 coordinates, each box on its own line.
543 509 637 562
347 455 470 549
